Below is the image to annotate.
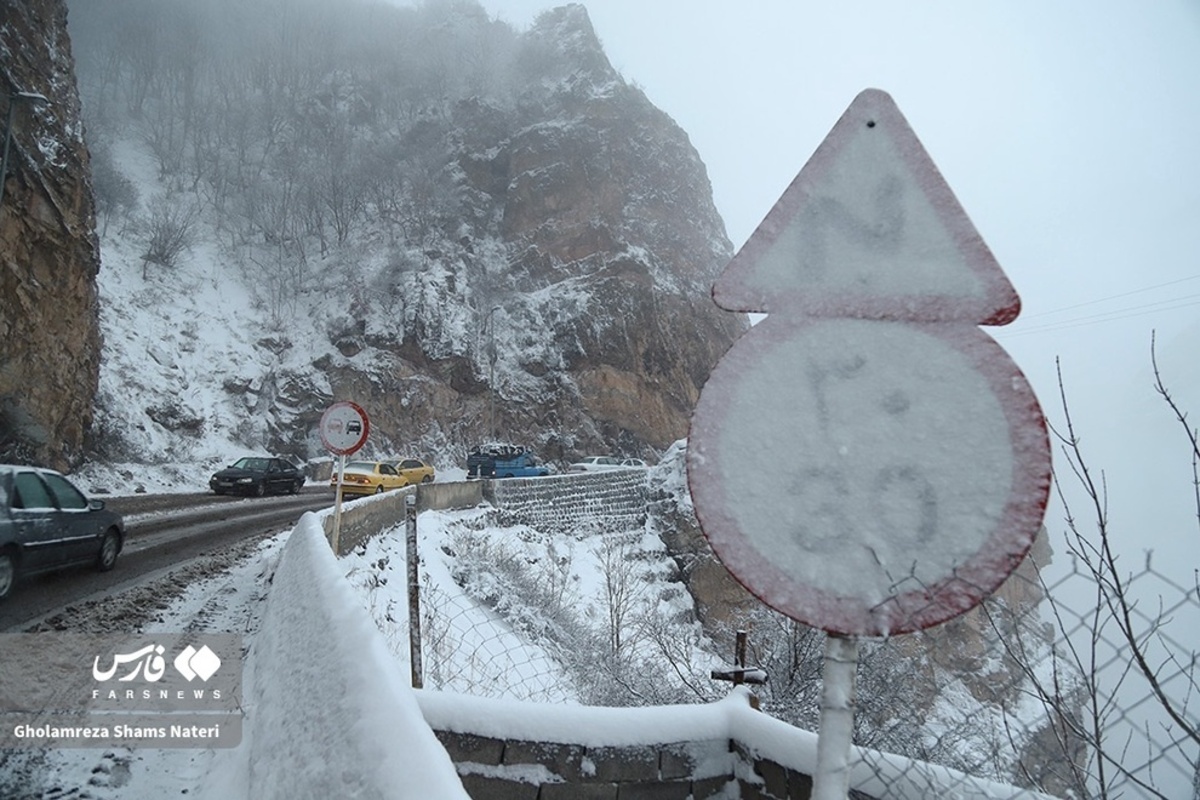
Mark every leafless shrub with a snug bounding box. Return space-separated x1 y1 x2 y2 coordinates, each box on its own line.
140 196 199 278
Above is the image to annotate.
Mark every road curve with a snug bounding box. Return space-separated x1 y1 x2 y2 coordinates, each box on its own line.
0 487 334 632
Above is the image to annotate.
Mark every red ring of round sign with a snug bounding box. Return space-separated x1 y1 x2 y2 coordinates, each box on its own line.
319 401 370 456
686 317 1051 637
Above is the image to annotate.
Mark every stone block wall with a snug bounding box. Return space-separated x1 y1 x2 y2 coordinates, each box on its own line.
483 471 648 535
430 728 829 799
434 730 742 799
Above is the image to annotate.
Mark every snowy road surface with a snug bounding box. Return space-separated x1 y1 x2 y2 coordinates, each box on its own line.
0 489 332 632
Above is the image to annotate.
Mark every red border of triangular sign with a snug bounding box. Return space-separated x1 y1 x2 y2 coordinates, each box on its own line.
713 88 1020 326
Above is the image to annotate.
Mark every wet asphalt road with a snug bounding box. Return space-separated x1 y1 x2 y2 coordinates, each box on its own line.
0 487 333 632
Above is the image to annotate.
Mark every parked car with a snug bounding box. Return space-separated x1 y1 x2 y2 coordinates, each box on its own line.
332 461 409 496
393 458 435 485
210 457 305 497
619 457 649 468
0 465 125 602
466 444 549 479
567 455 624 473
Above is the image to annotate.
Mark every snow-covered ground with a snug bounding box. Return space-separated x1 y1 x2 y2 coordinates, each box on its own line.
3 489 1061 799
1 478 719 798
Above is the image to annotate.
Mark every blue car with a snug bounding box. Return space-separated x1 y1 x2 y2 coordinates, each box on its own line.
466 444 550 479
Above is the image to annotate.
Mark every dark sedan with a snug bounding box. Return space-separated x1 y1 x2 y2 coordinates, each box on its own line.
0 465 125 602
209 457 305 497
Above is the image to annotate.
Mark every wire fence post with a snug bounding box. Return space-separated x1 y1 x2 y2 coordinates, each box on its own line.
405 493 423 689
813 633 859 800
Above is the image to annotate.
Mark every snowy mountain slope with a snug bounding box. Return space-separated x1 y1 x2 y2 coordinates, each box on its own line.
64 0 745 488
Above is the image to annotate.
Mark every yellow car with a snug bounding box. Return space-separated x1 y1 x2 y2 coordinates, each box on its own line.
394 458 435 485
331 461 409 496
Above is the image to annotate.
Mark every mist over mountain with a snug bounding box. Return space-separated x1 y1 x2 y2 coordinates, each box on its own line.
64 0 745 476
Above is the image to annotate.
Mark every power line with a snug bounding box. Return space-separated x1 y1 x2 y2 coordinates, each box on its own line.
1019 274 1200 321
999 293 1200 337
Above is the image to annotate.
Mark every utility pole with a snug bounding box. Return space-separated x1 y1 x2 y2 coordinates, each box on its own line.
0 91 50 220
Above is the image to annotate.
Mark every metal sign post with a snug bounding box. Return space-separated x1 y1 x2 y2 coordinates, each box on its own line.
813 634 859 800
318 401 370 554
687 89 1052 800
331 454 347 554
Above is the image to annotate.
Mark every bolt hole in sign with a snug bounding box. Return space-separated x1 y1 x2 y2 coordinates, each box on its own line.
319 401 370 456
687 89 1051 636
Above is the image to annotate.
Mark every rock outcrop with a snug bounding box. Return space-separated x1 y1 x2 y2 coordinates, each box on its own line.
64 0 744 471
0 0 101 470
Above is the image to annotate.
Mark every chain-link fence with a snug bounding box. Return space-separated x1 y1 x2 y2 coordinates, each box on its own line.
729 543 1199 799
343 460 1198 799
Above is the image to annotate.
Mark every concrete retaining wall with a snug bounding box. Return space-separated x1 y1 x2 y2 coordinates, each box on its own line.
321 481 484 556
420 480 483 513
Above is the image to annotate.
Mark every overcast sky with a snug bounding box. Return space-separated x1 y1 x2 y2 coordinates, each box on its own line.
446 0 1200 571
462 2 1200 367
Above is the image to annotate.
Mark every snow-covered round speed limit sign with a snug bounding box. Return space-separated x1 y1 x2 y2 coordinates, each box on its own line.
319 401 370 456
688 89 1051 636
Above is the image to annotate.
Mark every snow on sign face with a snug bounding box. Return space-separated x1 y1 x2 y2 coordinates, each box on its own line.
714 88 1019 326
319 401 370 456
688 89 1051 636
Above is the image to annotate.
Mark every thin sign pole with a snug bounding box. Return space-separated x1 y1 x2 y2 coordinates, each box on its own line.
405 494 423 689
330 454 346 554
812 633 859 800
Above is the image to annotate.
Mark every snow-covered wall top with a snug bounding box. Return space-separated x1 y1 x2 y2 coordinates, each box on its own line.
198 514 469 800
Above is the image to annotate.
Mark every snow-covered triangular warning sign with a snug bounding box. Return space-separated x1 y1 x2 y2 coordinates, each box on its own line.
714 88 1019 325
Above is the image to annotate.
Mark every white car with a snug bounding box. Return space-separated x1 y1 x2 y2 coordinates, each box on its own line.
618 458 648 468
566 456 623 473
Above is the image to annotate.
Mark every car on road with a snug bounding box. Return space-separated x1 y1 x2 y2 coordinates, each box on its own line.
466 444 550 479
0 465 125 601
393 458 435 485
209 457 305 497
332 461 409 496
618 457 649 468
567 455 623 473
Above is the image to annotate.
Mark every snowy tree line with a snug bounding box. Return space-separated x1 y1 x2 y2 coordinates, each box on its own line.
67 0 570 315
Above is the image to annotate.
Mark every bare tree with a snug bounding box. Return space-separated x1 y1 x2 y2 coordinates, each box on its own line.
90 142 139 235
140 197 198 278
597 532 649 656
984 338 1200 798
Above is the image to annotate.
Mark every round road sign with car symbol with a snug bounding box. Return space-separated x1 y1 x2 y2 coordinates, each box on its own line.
319 401 370 456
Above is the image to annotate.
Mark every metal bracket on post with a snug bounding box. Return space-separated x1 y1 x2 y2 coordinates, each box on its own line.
405 493 423 689
710 630 767 707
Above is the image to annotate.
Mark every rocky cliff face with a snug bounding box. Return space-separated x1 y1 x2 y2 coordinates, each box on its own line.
0 0 101 470
63 0 744 476
467 6 744 453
